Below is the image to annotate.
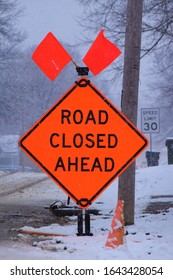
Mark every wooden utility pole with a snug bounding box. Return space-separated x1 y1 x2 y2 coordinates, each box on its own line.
118 0 143 225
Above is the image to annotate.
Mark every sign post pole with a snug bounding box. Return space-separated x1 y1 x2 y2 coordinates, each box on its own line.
118 0 143 226
150 133 152 152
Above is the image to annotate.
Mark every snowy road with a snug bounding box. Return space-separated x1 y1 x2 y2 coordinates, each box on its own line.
0 172 68 242
0 166 173 260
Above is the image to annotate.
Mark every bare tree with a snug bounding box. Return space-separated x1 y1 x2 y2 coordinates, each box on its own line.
77 0 173 74
77 0 173 145
0 0 24 63
152 48 173 140
0 0 25 121
1 42 110 135
142 0 173 57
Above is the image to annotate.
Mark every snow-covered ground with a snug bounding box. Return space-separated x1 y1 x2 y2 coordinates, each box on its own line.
0 164 173 260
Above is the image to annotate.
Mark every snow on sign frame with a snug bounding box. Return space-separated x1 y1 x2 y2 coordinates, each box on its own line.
19 78 149 209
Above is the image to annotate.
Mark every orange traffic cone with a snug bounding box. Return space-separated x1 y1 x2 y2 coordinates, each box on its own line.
105 199 124 248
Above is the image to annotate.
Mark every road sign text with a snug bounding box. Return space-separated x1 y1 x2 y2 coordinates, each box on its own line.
141 108 160 133
19 78 148 208
61 109 108 125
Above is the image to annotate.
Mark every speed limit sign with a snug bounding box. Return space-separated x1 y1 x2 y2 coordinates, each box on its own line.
141 108 160 133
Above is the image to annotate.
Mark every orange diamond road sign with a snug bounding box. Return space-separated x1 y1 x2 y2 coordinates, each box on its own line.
18 78 149 208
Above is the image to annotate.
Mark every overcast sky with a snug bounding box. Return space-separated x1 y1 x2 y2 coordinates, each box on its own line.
17 0 83 48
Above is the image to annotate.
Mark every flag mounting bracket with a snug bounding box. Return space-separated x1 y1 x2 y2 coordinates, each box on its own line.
76 66 89 76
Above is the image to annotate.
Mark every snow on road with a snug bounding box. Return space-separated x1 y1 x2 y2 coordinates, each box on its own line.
0 165 173 260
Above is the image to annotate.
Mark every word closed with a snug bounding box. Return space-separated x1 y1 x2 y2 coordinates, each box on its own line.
50 109 118 173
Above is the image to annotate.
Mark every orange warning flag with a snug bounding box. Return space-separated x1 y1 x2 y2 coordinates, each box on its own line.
32 32 72 80
83 29 121 75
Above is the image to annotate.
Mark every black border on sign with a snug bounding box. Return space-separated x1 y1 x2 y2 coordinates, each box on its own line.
19 78 148 208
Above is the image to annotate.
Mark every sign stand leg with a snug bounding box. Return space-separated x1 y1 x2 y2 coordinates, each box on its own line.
77 211 83 236
77 209 93 236
85 211 93 236
67 196 70 205
150 133 152 152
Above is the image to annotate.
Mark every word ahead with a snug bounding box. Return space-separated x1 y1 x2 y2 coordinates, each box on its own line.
19 78 148 208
